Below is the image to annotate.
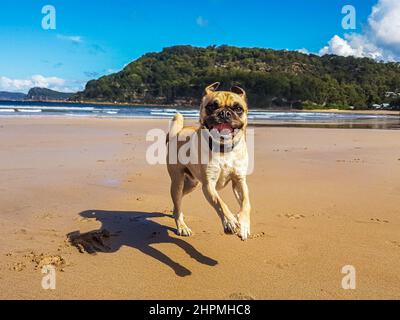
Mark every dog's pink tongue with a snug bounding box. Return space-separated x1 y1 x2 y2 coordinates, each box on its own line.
214 123 233 132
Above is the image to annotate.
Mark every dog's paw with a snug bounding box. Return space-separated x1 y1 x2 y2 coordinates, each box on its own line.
177 226 193 237
238 218 251 241
223 215 240 234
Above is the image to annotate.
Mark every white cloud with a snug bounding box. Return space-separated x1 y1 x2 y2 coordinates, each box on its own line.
106 68 117 74
57 34 83 44
369 0 400 48
0 75 82 93
319 35 356 57
296 48 310 55
319 0 400 61
196 16 208 27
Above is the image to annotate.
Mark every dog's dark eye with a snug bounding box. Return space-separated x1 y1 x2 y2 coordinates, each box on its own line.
232 104 244 114
206 102 219 113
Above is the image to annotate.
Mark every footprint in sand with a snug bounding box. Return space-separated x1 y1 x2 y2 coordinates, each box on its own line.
66 229 119 255
388 241 400 248
228 292 255 300
24 252 67 271
278 213 306 220
149 231 161 239
248 232 266 239
10 262 26 272
35 212 59 220
336 159 364 163
9 252 67 272
14 228 28 235
276 262 295 270
370 218 389 223
356 218 389 224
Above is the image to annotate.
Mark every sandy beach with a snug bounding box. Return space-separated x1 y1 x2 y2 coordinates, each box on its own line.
0 117 399 299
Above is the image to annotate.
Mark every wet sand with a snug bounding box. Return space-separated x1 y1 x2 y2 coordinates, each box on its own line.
0 117 399 299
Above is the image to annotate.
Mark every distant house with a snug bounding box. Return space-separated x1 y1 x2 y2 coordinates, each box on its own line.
385 91 400 98
372 103 394 110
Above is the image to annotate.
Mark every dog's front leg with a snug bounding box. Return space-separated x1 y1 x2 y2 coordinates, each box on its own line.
202 183 239 234
232 177 251 240
170 173 193 236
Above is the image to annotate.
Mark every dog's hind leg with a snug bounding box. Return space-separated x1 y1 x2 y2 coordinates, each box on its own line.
183 171 199 196
170 171 193 237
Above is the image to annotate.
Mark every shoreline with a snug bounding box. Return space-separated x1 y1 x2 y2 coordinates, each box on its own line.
302 108 400 116
0 115 399 130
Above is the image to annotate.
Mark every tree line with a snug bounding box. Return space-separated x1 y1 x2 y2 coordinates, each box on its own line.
72 45 400 110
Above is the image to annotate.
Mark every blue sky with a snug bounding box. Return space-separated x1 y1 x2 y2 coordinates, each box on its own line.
0 0 392 92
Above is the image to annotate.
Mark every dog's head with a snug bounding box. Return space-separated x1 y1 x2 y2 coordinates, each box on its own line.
200 82 248 147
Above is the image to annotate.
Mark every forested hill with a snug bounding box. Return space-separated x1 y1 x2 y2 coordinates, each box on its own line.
27 87 75 101
72 45 400 109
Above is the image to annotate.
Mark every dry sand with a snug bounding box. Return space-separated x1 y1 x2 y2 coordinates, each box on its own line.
0 117 399 299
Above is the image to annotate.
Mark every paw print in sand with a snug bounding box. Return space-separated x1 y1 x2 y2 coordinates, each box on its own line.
66 229 118 254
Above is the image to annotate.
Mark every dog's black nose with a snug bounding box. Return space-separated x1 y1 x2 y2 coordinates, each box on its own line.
218 109 232 121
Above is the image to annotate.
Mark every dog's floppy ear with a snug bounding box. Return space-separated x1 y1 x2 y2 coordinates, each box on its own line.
231 86 246 98
205 82 220 95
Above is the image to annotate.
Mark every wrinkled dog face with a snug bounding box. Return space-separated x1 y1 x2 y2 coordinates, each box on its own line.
200 82 248 144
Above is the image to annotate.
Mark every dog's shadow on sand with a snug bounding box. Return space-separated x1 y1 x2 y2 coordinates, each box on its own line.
66 210 217 277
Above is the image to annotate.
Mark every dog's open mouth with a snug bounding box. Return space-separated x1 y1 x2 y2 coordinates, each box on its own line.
207 123 239 143
210 123 234 133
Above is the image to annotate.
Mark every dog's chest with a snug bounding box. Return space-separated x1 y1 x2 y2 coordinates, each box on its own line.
206 147 248 187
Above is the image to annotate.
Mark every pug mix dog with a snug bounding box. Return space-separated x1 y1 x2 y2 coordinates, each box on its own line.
166 82 251 240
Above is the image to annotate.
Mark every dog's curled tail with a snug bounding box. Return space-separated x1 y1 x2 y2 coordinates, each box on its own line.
166 112 184 144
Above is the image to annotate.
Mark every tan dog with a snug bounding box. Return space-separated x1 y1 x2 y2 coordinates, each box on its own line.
166 82 251 240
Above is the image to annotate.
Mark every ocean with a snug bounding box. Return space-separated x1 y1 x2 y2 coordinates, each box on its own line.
0 100 399 129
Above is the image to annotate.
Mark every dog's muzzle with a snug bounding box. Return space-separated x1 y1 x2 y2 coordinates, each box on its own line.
201 124 243 153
